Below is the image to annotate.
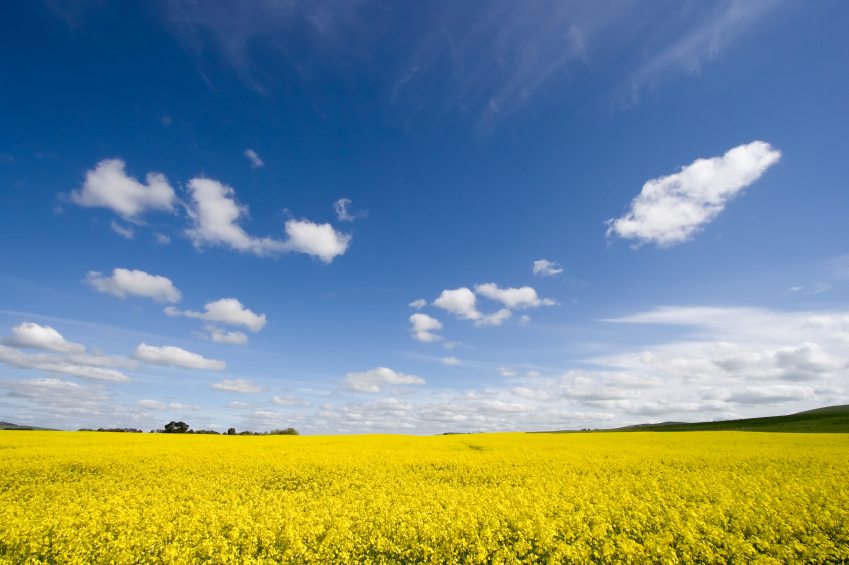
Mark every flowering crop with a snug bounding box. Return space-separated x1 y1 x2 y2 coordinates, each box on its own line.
1 431 847 563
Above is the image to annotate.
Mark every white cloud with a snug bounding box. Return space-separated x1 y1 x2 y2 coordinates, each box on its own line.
227 401 249 409
0 344 129 382
333 198 366 222
433 287 480 320
410 313 443 343
154 233 171 245
785 283 831 296
137 399 200 411
475 283 555 309
165 298 266 332
185 178 268 252
270 395 311 407
532 259 563 277
243 148 264 169
475 308 512 327
607 141 782 247
206 326 249 345
71 158 176 220
344 367 426 393
727 385 815 404
211 378 261 393
304 304 849 433
133 343 226 371
0 324 132 383
185 177 350 262
5 322 84 353
110 221 135 239
3 377 110 414
86 268 181 303
282 219 351 263
441 356 461 366
431 286 532 327
409 298 427 310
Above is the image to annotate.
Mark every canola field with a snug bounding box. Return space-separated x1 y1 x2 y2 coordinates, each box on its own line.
1 431 847 564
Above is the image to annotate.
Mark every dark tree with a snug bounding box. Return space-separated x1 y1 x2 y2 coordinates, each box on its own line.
269 428 299 435
163 421 190 434
227 428 236 435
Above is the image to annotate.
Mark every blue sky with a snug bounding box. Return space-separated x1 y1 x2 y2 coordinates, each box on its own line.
1 0 848 433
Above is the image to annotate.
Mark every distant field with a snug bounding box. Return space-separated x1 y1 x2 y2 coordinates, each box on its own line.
1 431 847 563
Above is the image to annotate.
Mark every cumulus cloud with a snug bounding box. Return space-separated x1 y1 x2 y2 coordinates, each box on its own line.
475 283 555 309
441 356 461 366
0 344 130 382
594 306 849 409
86 268 181 303
3 377 110 414
533 259 563 277
607 141 782 247
431 284 549 328
243 148 264 169
333 198 366 222
185 177 350 262
727 385 815 404
206 326 249 345
137 399 200 411
5 322 85 353
211 378 261 393
433 287 480 321
270 395 311 407
344 367 426 393
70 158 176 220
410 313 443 343
165 298 266 332
476 308 512 327
308 304 849 433
0 323 133 383
133 343 226 371
282 218 352 263
409 298 427 309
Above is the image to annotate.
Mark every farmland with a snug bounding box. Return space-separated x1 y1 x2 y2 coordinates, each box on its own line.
1 431 847 563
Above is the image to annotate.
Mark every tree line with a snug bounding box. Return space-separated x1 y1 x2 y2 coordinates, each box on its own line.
77 421 299 435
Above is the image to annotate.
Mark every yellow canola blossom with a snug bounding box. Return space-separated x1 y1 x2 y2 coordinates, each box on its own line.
1 431 847 563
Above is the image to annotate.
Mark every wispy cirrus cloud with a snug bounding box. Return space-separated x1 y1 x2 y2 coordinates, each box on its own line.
153 1 785 132
243 148 264 169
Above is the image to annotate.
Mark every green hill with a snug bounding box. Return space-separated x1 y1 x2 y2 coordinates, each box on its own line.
613 405 849 433
0 421 57 431
539 405 849 434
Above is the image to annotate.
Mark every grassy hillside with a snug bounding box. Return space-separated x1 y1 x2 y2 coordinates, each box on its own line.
611 405 849 433
537 405 849 434
0 421 57 431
